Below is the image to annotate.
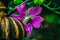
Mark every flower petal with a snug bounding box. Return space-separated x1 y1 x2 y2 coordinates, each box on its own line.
32 16 44 28
11 14 23 22
24 23 33 34
28 7 42 16
32 22 41 28
15 2 26 16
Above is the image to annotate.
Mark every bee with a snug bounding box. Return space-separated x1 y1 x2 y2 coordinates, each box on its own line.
0 2 25 40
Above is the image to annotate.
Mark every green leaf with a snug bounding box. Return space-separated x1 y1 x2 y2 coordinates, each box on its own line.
34 0 45 5
14 0 22 5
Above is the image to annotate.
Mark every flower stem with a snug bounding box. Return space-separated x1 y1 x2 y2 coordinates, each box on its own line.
46 0 52 6
43 4 60 14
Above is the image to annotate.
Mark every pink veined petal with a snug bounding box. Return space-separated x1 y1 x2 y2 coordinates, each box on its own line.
28 7 42 16
11 14 23 22
32 22 41 28
32 16 44 28
15 2 26 17
39 16 44 22
24 23 33 34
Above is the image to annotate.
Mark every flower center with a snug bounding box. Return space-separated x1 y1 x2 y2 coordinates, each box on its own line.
23 16 33 24
27 18 32 23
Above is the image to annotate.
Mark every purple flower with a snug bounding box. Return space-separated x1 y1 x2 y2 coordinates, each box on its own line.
11 2 44 34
